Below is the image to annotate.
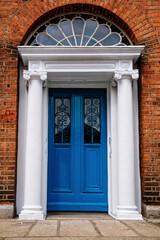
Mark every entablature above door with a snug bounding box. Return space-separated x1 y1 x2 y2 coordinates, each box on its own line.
18 46 144 86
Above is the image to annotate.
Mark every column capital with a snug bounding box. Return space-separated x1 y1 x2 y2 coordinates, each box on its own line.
114 70 139 82
111 79 117 87
23 70 47 86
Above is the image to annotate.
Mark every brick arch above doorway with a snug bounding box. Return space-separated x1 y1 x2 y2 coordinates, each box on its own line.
4 1 157 47
20 4 137 46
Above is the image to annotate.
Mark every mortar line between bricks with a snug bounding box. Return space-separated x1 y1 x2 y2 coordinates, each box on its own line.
90 220 103 237
57 220 61 237
24 220 37 237
120 220 143 237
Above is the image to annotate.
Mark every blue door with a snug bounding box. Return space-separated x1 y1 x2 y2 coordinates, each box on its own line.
47 89 108 212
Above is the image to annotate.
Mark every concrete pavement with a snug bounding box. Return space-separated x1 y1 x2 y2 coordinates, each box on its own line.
0 213 160 239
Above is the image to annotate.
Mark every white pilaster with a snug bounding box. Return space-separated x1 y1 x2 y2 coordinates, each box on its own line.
19 70 47 220
109 80 118 218
114 70 142 220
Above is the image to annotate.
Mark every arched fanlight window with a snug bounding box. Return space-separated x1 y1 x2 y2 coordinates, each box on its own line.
26 13 132 47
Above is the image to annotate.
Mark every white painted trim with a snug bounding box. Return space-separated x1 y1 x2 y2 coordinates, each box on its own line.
18 46 144 66
16 63 27 215
42 87 48 217
108 84 118 218
107 85 111 216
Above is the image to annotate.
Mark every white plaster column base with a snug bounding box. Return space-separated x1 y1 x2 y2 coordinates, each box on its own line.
19 212 45 220
116 206 143 220
115 213 143 220
19 206 46 220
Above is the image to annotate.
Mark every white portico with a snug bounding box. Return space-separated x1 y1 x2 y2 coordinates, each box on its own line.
17 46 144 220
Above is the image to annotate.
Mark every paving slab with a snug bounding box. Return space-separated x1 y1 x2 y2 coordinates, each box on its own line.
123 220 160 237
28 220 57 237
5 237 160 240
1 216 160 240
101 238 160 240
60 220 99 237
5 238 101 240
0 220 34 237
93 220 138 237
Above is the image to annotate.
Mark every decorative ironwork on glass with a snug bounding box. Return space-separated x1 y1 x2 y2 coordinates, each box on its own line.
26 13 132 46
84 98 101 144
54 98 71 143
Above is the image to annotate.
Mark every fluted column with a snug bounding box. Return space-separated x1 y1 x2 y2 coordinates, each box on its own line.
19 70 47 220
114 70 142 219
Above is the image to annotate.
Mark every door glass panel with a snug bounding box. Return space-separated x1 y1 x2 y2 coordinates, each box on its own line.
84 97 101 144
54 97 71 143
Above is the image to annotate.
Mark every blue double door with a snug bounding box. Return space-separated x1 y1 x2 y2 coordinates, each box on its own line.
48 89 108 212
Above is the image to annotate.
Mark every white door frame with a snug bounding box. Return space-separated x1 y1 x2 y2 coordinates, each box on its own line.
17 46 144 220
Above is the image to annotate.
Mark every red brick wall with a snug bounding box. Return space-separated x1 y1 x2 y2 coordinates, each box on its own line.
0 0 160 209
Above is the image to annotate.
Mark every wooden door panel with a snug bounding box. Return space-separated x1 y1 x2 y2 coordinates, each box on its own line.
51 147 72 193
47 89 108 212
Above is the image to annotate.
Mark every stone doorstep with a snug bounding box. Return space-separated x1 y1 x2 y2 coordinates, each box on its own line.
142 204 160 219
0 204 14 219
46 212 113 220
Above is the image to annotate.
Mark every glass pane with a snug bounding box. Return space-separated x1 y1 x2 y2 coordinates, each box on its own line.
59 19 73 37
68 36 76 46
92 25 110 41
37 33 57 45
84 98 101 144
87 38 97 46
95 43 101 46
31 39 36 46
54 98 71 143
82 36 90 46
76 36 82 46
72 18 84 35
63 98 71 143
100 33 121 46
84 98 92 144
47 25 64 41
122 36 130 45
93 98 101 143
84 19 98 37
54 98 63 143
60 39 70 46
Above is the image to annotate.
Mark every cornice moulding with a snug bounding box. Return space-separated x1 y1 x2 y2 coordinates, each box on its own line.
18 46 145 66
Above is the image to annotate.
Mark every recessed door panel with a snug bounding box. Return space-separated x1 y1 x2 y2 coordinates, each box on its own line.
82 147 102 193
48 89 107 212
52 147 72 193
